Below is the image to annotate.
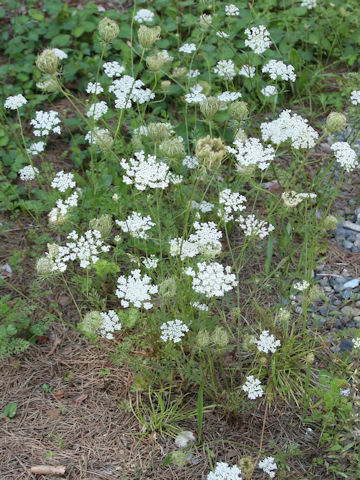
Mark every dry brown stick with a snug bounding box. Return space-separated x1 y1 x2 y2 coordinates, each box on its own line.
30 465 66 475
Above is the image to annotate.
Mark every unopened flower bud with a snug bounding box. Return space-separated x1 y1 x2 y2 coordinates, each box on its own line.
147 122 172 142
212 326 229 347
259 356 268 366
198 80 211 96
159 277 177 298
305 353 315 364
36 257 53 277
322 214 337 231
36 48 59 75
112 193 119 201
138 25 161 49
159 136 185 158
98 17 120 43
200 96 220 120
36 74 59 92
239 456 255 479
170 450 188 467
229 101 249 121
275 307 291 325
146 53 166 72
306 285 323 303
195 135 227 169
48 208 68 227
161 80 171 92
171 67 187 79
196 329 211 348
89 214 112 239
326 112 346 133
78 311 103 338
199 14 212 30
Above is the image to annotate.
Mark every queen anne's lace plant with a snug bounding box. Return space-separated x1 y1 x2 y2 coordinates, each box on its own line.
237 215 275 239
103 61 125 78
187 69 200 79
48 191 79 224
99 310 122 339
216 31 229 39
170 222 222 260
18 165 39 181
253 330 281 354
301 0 317 8
115 211 155 239
85 128 111 146
217 91 242 103
244 25 271 54
350 90 360 106
120 151 179 190
282 191 316 207
115 269 158 309
184 84 207 104
26 141 46 155
262 60 296 82
160 319 189 343
225 4 240 16
183 155 199 168
191 200 214 213
134 8 154 23
218 189 247 221
66 229 110 268
30 110 61 136
207 461 242 480
330 142 359 172
242 375 264 399
86 101 108 120
191 301 209 311
353 337 360 349
258 457 278 478
4 94 27 110
260 110 319 149
293 280 310 291
228 137 275 171
51 171 76 192
214 60 236 80
53 48 68 59
86 82 104 94
142 255 159 269
179 43 196 53
261 85 277 97
185 262 238 297
109 75 155 109
239 65 256 78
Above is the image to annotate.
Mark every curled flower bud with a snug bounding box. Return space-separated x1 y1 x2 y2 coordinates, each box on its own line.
212 326 229 347
171 67 187 79
98 17 120 43
89 214 112 239
306 285 323 303
239 456 255 479
147 122 173 142
322 214 337 231
36 74 59 92
305 352 315 364
78 311 103 339
200 96 220 120
195 135 227 169
326 112 347 133
275 307 291 325
199 13 212 30
159 136 185 158
36 257 54 277
196 329 211 348
161 80 171 92
146 53 166 72
138 25 161 49
229 101 249 121
36 48 59 75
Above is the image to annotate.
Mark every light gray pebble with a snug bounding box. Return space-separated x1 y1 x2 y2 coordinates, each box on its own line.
343 278 360 289
344 240 353 249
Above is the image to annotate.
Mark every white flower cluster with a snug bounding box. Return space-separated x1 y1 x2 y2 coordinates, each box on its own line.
191 301 209 311
48 191 79 224
353 337 360 349
51 171 76 192
103 61 125 78
261 85 277 97
30 110 61 136
214 60 236 80
66 229 110 268
185 262 238 297
244 25 271 55
115 211 155 239
261 110 319 149
39 245 70 274
258 457 277 478
301 0 317 8
242 375 264 399
253 330 281 354
143 255 159 269
216 31 229 39
115 269 158 309
183 155 200 168
53 48 68 60
237 215 275 239
86 82 104 94
85 128 111 145
179 43 196 53
262 60 296 82
27 141 46 155
239 65 256 78
282 191 317 207
330 142 359 172
170 221 222 260
4 94 27 110
218 189 246 221
184 84 207 104
228 137 275 171
18 165 39 181
191 200 214 213
160 319 189 343
99 310 122 339
293 280 310 291
225 4 240 16
217 91 242 103
109 75 155 109
134 8 154 23
350 90 360 106
207 461 242 480
120 151 180 190
187 69 200 79
87 101 108 120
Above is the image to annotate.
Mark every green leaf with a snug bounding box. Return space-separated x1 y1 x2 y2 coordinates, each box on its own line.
51 34 71 47
29 9 44 21
73 25 85 38
0 402 17 421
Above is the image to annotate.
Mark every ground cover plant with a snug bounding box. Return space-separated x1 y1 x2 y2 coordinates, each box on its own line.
1 0 360 478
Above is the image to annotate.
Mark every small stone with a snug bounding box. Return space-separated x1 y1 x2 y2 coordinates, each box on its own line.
343 278 360 289
295 306 302 314
339 339 353 351
324 286 332 292
355 300 360 308
355 207 360 216
343 221 360 233
333 299 342 306
354 316 360 327
319 307 329 316
335 319 344 329
349 199 356 206
343 240 353 249
341 306 360 317
352 246 360 253
341 289 352 300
